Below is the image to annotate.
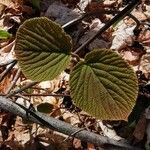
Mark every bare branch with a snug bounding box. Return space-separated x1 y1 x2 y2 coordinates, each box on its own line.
0 59 17 67
6 81 38 97
0 60 17 82
6 69 21 94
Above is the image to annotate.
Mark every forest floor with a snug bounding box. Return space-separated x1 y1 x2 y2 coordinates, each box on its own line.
0 0 150 150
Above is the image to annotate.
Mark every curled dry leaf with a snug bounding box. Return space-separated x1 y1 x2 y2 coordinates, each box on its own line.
145 4 150 19
38 71 69 93
0 75 12 93
98 121 123 141
16 97 30 108
38 81 56 93
138 28 150 46
61 109 80 125
0 0 13 7
119 46 145 66
111 21 135 50
0 0 23 14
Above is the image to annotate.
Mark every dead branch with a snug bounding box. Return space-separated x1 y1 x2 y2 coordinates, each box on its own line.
0 60 17 82
6 81 38 97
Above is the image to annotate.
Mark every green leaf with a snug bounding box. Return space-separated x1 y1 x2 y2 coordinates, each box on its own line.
70 49 138 120
14 17 72 81
0 30 12 39
37 102 53 113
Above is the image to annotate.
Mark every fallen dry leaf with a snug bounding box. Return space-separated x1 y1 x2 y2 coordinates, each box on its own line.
138 28 150 46
1 39 15 53
0 0 13 6
119 46 145 66
98 121 124 141
111 21 135 50
0 74 12 93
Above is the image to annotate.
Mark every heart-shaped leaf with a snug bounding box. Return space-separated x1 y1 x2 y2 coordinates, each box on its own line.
70 49 138 120
14 17 72 81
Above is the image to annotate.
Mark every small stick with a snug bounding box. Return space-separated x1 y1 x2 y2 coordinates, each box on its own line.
0 59 17 67
20 93 69 97
0 60 17 82
62 10 118 30
62 10 140 34
71 52 80 62
6 69 21 94
6 81 38 97
0 93 70 97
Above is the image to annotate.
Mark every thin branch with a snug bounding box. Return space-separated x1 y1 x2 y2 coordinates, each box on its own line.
6 81 38 97
74 0 140 54
141 21 150 27
0 60 17 82
62 10 140 34
62 14 84 29
6 69 21 94
0 93 69 97
71 52 80 62
0 59 17 67
62 10 118 30
20 93 69 97
0 96 142 150
1 40 15 53
63 127 86 142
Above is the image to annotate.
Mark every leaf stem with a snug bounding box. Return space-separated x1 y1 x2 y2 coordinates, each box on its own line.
71 52 80 62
